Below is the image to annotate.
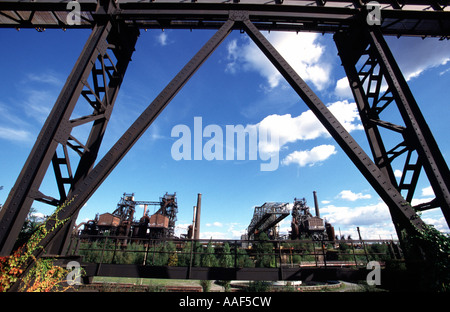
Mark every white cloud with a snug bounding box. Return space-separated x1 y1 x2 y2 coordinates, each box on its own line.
26 72 62 87
422 215 450 233
338 190 372 201
385 36 450 81
30 211 46 220
157 32 168 46
250 100 362 156
206 221 223 227
321 203 397 239
394 169 403 178
334 77 353 99
282 144 336 167
421 186 435 197
23 89 55 124
226 32 331 90
0 126 32 142
200 231 229 239
334 38 450 99
199 222 246 239
320 200 391 228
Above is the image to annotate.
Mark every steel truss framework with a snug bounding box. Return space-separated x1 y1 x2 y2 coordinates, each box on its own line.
247 202 290 239
0 1 449 269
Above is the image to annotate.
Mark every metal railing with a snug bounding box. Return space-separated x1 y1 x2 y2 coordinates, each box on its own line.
69 235 403 270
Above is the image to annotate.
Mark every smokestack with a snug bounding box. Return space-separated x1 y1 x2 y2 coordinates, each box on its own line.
194 193 202 240
313 191 320 218
191 206 197 239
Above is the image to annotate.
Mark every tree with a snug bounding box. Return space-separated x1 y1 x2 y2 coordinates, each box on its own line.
14 208 45 250
201 240 217 267
219 243 233 268
254 232 275 268
218 242 233 292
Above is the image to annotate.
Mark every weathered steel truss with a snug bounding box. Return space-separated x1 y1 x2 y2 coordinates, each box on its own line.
0 1 449 268
247 202 290 239
335 27 450 229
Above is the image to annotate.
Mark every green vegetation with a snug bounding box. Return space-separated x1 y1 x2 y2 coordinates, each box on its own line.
410 224 450 291
77 236 400 269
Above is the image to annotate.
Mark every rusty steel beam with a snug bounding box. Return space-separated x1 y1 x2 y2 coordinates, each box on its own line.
0 1 449 37
6 18 235 263
334 27 450 228
241 16 426 249
0 21 115 256
0 0 140 257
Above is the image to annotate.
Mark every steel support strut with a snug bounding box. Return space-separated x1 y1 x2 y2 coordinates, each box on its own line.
0 21 133 256
0 0 140 257
242 17 426 255
334 27 450 229
6 18 234 265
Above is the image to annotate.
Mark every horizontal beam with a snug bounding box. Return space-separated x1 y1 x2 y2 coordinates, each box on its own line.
82 263 370 282
0 1 449 36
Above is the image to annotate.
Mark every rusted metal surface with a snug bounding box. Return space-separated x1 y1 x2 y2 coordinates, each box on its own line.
0 1 448 280
1 1 449 37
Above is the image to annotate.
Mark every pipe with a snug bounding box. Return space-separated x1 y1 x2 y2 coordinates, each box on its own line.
313 191 320 218
194 193 202 240
143 204 148 217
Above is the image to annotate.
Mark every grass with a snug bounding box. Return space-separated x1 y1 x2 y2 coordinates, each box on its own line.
92 276 202 287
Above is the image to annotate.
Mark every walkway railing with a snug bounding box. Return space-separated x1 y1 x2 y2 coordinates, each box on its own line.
70 235 403 270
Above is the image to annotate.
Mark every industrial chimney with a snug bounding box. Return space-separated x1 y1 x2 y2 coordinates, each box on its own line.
194 193 202 240
313 191 320 218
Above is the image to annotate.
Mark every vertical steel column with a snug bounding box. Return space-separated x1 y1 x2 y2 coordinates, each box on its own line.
242 17 425 251
0 22 114 256
49 22 140 255
21 19 235 261
334 27 450 228
368 28 450 226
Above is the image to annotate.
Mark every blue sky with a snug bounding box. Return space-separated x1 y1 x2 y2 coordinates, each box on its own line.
0 26 449 240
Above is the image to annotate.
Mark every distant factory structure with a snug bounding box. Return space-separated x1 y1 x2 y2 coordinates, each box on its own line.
78 192 179 240
244 191 335 241
77 190 334 244
76 192 203 242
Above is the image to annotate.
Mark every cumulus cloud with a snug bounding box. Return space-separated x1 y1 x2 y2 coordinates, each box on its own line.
421 186 435 197
334 37 450 99
334 77 353 99
386 36 450 81
226 32 331 91
338 190 372 201
281 144 336 167
320 201 391 227
249 100 362 156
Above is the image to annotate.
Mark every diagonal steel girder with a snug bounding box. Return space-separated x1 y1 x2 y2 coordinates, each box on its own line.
0 20 140 256
241 15 425 244
334 27 450 228
7 19 235 262
0 10 435 265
